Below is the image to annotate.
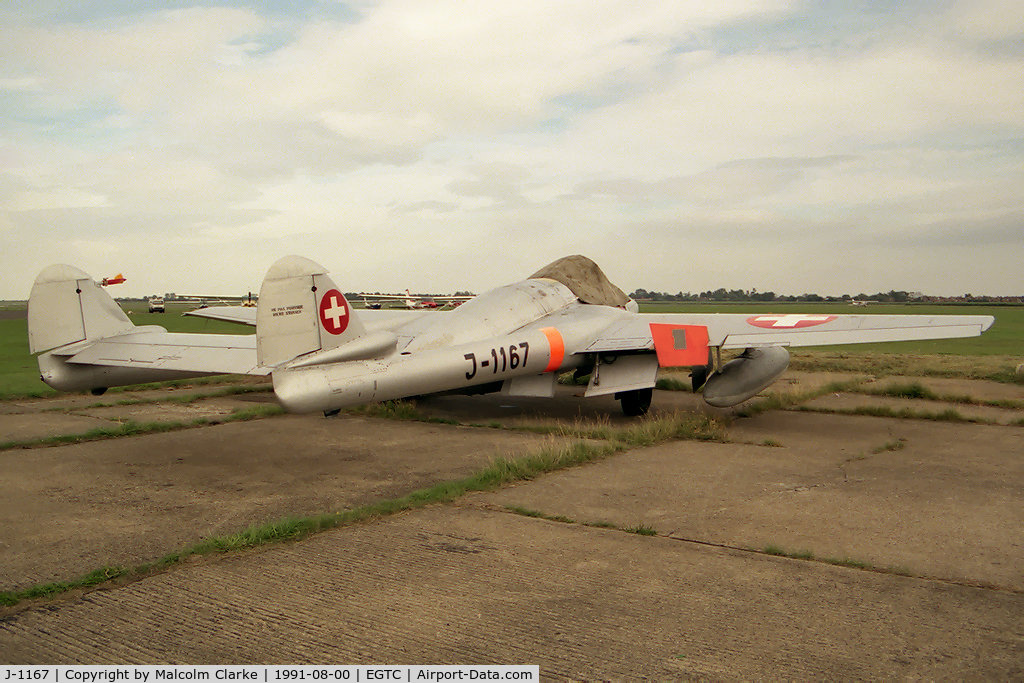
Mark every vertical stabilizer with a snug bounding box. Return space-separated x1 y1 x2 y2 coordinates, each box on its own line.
256 256 367 367
28 264 134 354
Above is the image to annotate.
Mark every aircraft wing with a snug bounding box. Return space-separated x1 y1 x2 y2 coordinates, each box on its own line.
583 312 996 355
184 306 258 326
55 330 267 376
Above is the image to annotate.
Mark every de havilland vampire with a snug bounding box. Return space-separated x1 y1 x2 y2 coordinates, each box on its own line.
27 256 994 416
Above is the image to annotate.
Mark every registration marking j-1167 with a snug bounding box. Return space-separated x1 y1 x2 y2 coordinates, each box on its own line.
463 342 529 380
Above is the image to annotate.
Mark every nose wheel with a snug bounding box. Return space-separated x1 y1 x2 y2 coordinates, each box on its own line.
617 387 653 416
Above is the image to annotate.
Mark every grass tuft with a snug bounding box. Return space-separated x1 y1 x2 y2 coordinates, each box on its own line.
0 566 127 607
860 382 1024 409
870 439 907 454
655 376 693 392
1 405 285 451
503 506 576 524
758 544 898 573
798 403 999 425
344 400 459 425
735 380 867 417
869 382 938 400
824 556 872 570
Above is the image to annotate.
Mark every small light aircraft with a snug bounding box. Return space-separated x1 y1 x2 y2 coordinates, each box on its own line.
27 256 994 415
100 273 126 287
358 289 472 310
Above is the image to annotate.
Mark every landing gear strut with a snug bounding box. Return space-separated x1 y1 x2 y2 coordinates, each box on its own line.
617 387 653 417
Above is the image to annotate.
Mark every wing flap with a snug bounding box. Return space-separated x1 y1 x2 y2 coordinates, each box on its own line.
65 331 266 376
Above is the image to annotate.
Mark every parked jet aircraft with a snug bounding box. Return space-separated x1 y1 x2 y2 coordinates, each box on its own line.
27 256 994 415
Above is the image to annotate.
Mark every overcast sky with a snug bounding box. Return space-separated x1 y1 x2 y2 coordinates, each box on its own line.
3 0 1022 300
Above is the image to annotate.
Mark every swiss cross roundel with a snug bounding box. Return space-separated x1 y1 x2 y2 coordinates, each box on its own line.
746 314 837 329
319 289 350 335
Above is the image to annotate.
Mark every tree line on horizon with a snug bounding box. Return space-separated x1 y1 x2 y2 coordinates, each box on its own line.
628 288 1022 304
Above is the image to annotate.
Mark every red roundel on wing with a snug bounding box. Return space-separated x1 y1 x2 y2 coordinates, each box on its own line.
746 315 837 329
319 289 350 335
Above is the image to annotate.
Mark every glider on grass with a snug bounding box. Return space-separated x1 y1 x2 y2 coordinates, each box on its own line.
28 256 994 416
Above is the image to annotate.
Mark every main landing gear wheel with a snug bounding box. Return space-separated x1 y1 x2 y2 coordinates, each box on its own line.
690 365 708 392
618 387 653 417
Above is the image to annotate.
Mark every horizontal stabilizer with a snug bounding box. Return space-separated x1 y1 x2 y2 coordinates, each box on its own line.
64 330 265 376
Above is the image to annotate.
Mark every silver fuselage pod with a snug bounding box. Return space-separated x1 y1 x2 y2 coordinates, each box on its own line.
271 279 617 414
702 346 790 408
36 347 215 392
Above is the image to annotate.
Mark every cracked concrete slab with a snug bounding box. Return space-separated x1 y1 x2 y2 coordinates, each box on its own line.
1 377 1022 677
0 413 573 591
799 392 1023 424
479 411 1024 590
2 506 1021 678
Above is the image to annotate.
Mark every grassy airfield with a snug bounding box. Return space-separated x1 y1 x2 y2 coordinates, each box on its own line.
0 301 1021 399
0 303 251 399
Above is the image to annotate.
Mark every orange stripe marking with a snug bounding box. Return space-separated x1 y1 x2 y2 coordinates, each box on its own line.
541 327 564 372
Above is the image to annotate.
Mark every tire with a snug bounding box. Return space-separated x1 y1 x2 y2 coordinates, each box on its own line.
619 387 653 416
691 365 708 392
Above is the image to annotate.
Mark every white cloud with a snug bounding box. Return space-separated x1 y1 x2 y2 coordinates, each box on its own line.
940 0 1024 42
1 1 1022 299
4 188 109 211
569 41 1024 178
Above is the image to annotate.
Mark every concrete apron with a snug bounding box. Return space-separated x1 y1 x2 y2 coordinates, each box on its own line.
0 414 576 591
481 410 1024 591
2 506 1020 678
